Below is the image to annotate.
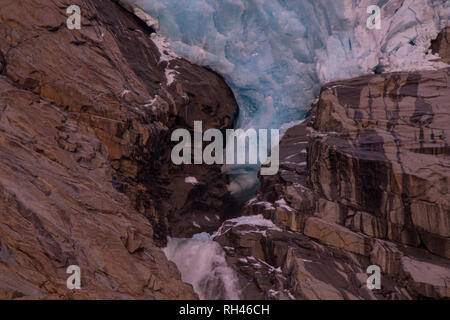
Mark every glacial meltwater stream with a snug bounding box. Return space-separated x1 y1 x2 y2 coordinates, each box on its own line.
164 234 240 299
124 0 449 300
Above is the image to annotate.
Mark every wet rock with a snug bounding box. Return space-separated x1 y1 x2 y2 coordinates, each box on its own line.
214 221 294 300
225 65 450 299
215 217 410 300
1 0 238 244
0 0 238 299
310 68 450 258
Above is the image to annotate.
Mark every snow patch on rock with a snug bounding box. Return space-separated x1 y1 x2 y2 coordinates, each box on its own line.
185 176 199 185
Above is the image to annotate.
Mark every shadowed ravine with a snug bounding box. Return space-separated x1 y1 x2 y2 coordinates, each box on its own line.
121 0 450 300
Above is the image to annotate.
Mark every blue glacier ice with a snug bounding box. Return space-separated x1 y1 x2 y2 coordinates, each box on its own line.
129 0 447 128
125 0 448 196
122 1 449 299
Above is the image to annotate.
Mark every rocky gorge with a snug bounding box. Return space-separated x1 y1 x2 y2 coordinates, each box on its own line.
0 0 238 299
0 0 448 300
229 65 450 300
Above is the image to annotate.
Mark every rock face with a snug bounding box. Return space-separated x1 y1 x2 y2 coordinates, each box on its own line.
310 69 449 259
0 0 448 301
431 27 450 64
0 0 237 298
228 66 450 300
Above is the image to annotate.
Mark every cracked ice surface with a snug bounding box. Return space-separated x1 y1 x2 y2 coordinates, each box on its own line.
127 0 448 131
124 0 448 197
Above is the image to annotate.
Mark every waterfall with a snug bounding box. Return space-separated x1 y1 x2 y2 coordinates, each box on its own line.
164 235 240 300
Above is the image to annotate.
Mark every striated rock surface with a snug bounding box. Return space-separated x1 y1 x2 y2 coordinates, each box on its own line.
225 65 450 300
0 0 448 301
0 0 238 299
310 68 449 259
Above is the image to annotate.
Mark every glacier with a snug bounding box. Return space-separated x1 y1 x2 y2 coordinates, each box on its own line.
123 0 448 196
122 0 449 300
128 0 448 130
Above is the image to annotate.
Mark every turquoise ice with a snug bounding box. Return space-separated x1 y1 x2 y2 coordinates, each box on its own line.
128 0 448 196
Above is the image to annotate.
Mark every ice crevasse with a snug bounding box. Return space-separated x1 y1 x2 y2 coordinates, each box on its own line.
125 0 448 195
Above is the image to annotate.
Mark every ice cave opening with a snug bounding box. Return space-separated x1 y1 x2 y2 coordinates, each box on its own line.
130 0 448 197
123 0 449 300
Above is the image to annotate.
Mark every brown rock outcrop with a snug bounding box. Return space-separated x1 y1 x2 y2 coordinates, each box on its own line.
228 65 450 299
0 0 238 299
431 27 450 64
310 68 450 258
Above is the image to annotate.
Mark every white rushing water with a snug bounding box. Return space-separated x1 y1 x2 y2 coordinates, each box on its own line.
163 215 283 299
164 234 240 300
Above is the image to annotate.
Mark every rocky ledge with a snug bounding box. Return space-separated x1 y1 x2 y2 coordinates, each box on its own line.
222 59 450 298
0 0 238 299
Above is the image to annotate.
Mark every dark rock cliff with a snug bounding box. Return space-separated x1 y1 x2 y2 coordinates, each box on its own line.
0 0 237 299
224 65 450 299
0 0 448 301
